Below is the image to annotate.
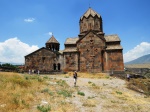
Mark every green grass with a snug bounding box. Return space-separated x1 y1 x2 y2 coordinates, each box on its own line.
57 89 72 97
56 79 68 87
92 83 96 86
82 103 96 107
88 96 95 99
41 88 49 93
37 105 51 112
116 91 123 95
88 81 92 84
64 76 69 78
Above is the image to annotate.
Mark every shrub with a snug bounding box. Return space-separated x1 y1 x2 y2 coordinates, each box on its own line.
41 88 54 96
37 105 51 112
12 94 20 105
64 76 69 78
57 90 72 97
43 76 49 79
82 103 96 107
41 88 49 93
88 96 95 99
56 80 68 87
88 81 92 84
116 91 122 95
77 91 85 96
92 83 96 87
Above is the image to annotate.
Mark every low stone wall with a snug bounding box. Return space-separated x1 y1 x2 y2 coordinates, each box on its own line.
111 72 126 79
125 68 150 75
104 70 126 79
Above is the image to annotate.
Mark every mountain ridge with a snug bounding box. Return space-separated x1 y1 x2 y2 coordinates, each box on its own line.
125 54 150 64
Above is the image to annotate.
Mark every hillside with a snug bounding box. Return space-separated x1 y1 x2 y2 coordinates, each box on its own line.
124 63 150 69
125 54 150 64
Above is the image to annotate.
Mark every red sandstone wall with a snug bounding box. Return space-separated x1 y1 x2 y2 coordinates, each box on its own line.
77 32 105 72
103 50 124 72
63 52 79 72
80 16 102 33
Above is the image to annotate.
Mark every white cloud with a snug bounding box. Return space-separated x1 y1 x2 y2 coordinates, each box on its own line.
48 32 53 36
123 42 150 62
24 18 35 23
0 37 39 64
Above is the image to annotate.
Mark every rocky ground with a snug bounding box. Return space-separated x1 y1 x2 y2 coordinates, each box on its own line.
50 75 150 112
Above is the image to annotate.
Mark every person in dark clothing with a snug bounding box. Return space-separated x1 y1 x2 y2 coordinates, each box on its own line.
73 71 77 87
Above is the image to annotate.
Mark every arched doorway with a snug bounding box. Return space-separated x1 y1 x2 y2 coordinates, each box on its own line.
57 63 61 70
53 63 56 70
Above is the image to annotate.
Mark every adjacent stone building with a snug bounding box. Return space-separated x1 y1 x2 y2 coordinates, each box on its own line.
25 7 124 73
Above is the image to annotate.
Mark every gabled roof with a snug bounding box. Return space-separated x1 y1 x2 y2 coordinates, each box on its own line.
106 45 123 50
25 47 54 57
46 35 60 44
63 47 78 52
64 37 79 45
80 7 101 20
76 30 105 43
104 34 121 42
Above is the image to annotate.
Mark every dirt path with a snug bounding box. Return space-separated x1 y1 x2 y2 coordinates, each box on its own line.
50 75 150 112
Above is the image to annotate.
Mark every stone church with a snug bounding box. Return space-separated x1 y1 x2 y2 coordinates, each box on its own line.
24 8 124 73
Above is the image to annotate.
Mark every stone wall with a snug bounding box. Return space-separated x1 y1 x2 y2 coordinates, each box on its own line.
25 48 62 73
77 32 105 72
63 52 79 72
103 50 124 72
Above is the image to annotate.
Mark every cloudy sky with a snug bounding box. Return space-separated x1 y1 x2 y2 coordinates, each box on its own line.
0 0 150 64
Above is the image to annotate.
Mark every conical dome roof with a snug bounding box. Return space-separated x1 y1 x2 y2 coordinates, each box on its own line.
46 35 60 44
80 7 101 20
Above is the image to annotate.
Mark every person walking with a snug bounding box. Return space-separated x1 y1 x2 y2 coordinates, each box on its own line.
127 74 130 81
73 71 78 87
29 69 31 74
38 70 40 75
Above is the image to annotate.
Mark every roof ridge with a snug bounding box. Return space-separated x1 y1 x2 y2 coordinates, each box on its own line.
46 35 60 44
105 34 118 36
80 7 100 20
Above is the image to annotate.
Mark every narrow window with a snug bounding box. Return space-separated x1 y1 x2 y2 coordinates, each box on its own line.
53 63 56 70
57 63 61 70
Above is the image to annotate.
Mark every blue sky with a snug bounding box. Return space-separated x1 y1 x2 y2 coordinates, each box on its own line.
0 0 150 63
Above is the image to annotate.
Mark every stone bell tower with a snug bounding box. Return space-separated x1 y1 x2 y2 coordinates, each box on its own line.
45 35 60 51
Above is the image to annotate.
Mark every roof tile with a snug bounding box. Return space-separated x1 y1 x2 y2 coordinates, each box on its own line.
104 34 120 42
80 8 101 20
46 35 60 44
65 37 79 44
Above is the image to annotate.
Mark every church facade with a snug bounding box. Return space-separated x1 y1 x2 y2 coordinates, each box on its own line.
24 8 124 73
